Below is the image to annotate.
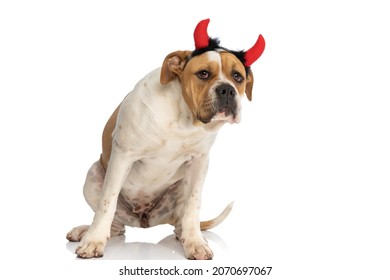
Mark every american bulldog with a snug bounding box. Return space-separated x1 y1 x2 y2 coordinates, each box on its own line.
67 19 265 260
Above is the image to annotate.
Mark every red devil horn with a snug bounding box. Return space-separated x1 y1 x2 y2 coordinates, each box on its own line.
244 34 266 67
194 18 210 49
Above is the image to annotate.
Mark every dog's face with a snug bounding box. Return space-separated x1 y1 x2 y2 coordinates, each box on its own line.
161 50 254 125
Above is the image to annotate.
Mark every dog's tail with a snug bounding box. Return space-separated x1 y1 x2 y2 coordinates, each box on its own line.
200 202 234 231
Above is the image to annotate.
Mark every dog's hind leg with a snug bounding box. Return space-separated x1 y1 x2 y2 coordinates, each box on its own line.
66 225 89 242
66 161 125 242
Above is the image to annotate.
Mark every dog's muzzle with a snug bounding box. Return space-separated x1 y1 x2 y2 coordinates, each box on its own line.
214 83 238 119
197 83 240 124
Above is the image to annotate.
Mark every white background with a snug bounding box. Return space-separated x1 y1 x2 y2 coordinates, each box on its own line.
1 0 389 279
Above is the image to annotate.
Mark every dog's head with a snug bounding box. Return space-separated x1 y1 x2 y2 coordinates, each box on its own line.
160 19 265 125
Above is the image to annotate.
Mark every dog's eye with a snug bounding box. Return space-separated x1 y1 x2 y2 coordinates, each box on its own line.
233 72 244 83
197 70 210 80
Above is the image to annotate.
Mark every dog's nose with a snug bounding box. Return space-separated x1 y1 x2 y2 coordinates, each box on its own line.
215 84 236 103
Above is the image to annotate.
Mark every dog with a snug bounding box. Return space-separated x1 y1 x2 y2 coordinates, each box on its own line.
66 19 265 260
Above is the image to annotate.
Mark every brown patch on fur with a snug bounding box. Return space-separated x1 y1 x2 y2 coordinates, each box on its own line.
160 50 192 85
220 52 247 96
179 52 221 122
99 104 121 171
220 52 254 101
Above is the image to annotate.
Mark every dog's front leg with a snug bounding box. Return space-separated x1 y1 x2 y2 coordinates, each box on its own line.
76 145 135 258
179 153 213 260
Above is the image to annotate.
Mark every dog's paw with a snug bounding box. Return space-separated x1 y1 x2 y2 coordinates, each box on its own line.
66 225 89 242
182 236 214 260
75 233 108 258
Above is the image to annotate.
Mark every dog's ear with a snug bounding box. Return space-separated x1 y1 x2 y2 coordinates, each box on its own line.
160 51 192 85
245 69 254 101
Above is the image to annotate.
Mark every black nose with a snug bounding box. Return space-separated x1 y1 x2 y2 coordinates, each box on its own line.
215 84 236 103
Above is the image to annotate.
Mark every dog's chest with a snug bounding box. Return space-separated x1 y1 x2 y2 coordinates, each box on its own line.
117 134 214 223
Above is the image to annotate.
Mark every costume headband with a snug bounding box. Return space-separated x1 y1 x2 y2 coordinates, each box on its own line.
193 19 265 68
